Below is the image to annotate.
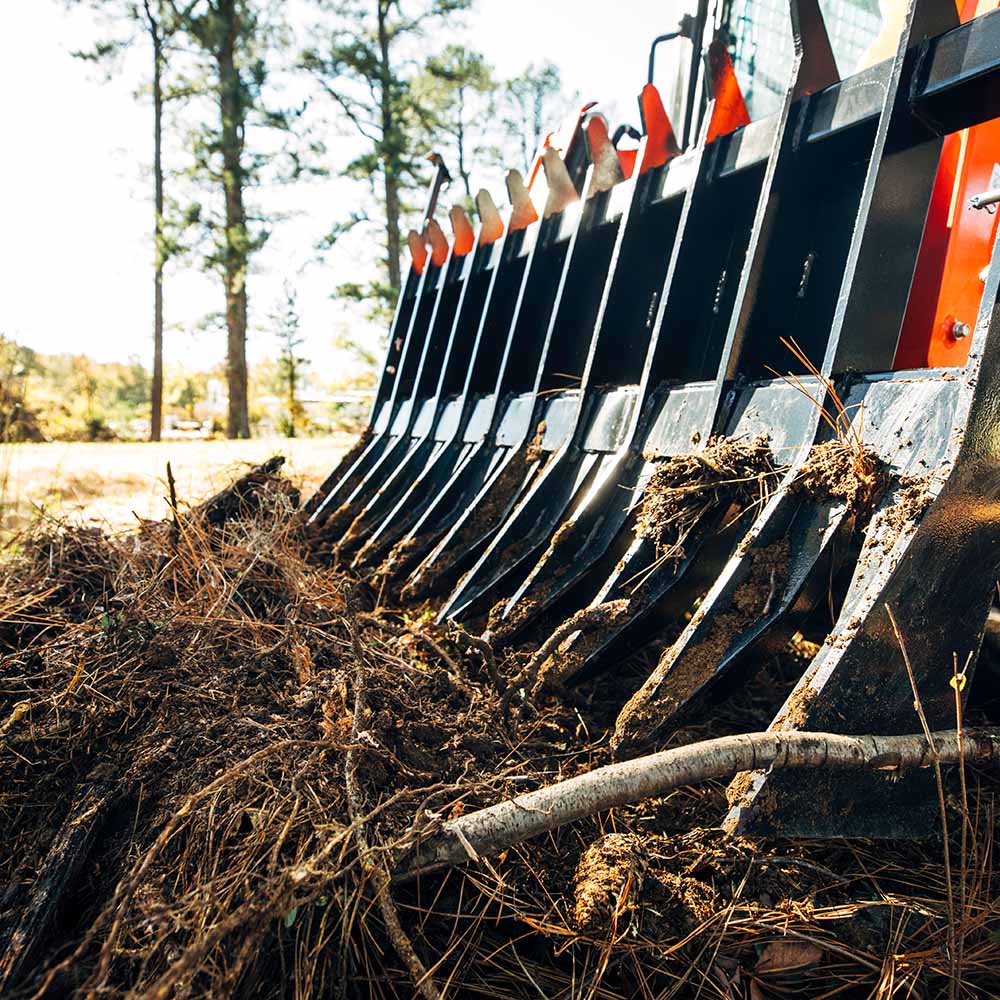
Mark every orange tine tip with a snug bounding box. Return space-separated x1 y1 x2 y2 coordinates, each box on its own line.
639 83 680 172
407 229 428 274
475 189 505 245
449 204 475 257
541 147 579 219
506 169 539 231
585 114 624 196
425 217 449 266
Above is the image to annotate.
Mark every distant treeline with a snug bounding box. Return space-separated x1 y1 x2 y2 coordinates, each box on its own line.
69 0 575 441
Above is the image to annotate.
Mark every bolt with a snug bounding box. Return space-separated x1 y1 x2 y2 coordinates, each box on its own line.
951 320 970 340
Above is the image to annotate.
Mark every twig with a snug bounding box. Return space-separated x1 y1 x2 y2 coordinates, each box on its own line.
166 460 179 550
886 604 956 999
395 727 1000 879
458 629 505 693
954 649 974 989
345 621 442 1000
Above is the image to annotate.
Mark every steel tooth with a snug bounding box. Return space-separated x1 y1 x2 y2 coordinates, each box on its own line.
541 147 579 219
475 188 504 245
406 229 428 274
789 0 839 99
449 205 475 256
585 114 625 196
304 156 453 524
506 169 538 231
425 218 449 267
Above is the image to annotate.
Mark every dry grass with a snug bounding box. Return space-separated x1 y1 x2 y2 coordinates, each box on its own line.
0 435 353 541
2 456 1000 999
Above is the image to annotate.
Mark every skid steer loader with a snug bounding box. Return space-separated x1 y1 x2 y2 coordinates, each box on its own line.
308 0 1000 838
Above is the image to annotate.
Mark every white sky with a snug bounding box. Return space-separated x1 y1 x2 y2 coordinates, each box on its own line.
0 0 687 374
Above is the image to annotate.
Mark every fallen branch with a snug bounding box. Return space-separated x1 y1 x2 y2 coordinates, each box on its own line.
396 728 1000 878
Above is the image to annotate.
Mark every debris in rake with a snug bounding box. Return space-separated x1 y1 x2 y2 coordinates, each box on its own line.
791 439 888 519
872 474 935 543
636 435 781 561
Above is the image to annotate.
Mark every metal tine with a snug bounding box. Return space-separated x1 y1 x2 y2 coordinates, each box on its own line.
336 203 496 557
341 111 588 580
610 0 959 759
481 46 736 644
350 189 513 568
306 161 450 520
400 153 605 601
546 0 841 679
433 125 650 624
311 211 464 542
731 221 1000 838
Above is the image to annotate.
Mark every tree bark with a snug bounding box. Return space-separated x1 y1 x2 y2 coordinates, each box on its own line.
377 0 402 296
395 728 1000 877
217 0 250 439
146 0 165 442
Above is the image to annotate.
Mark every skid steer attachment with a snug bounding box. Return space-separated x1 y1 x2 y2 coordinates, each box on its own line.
312 0 1000 837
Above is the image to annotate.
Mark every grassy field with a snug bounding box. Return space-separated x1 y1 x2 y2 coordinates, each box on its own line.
0 435 352 540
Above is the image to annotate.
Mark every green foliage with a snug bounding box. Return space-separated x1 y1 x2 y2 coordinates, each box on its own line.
413 44 498 204
268 282 310 437
302 0 474 315
0 336 44 443
500 62 576 174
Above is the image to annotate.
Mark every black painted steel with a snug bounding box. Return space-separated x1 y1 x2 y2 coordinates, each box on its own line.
592 0 958 744
305 160 451 521
730 222 1000 838
471 0 841 651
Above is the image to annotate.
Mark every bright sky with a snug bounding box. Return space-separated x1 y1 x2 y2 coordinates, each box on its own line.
0 1 687 373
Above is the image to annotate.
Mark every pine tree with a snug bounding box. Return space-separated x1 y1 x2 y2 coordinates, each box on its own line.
302 0 473 310
270 283 308 438
69 0 176 441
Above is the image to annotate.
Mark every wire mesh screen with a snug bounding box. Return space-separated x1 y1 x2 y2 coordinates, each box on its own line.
730 0 882 117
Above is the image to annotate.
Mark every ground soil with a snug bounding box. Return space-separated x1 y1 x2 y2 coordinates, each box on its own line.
2 451 998 1000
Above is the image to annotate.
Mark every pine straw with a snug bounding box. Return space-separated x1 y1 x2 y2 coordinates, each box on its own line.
1 462 999 998
635 436 781 563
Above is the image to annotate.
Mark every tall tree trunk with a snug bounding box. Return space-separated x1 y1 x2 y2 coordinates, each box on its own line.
217 0 250 439
147 1 165 442
377 0 402 296
457 88 471 201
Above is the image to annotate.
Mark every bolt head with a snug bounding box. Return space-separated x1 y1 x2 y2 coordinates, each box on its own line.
951 320 971 340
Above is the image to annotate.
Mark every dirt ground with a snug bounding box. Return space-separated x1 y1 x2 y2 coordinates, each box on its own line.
0 436 351 540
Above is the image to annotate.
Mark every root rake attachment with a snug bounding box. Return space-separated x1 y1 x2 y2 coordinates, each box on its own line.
309 0 1000 837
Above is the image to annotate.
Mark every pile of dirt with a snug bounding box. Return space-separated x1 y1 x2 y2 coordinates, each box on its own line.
636 435 781 560
791 439 888 518
2 458 999 999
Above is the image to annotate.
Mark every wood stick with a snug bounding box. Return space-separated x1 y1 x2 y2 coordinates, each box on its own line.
396 728 1000 878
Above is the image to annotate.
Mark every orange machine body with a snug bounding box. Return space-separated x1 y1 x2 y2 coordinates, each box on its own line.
894 0 1000 369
